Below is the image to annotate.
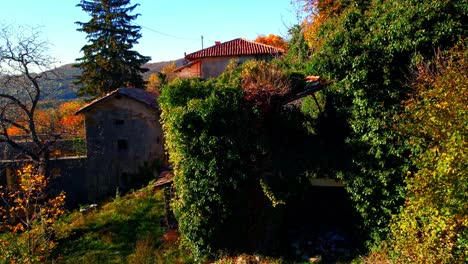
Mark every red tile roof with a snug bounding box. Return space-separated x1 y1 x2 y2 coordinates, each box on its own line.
75 88 159 114
185 38 284 60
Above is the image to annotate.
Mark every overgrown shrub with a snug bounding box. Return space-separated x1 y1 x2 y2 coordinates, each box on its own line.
381 49 467 264
159 78 252 261
305 0 468 245
160 58 349 260
240 60 291 114
0 165 66 263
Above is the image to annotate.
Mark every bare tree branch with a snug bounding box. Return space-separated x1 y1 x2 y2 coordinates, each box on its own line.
0 23 58 170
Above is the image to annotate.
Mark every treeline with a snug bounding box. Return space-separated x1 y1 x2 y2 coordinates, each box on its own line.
160 0 467 262
13 60 181 102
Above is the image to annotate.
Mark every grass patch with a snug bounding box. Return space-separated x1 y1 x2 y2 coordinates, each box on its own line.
51 184 192 263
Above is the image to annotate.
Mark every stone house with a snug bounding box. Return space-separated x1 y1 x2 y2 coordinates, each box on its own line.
175 38 284 79
76 87 165 201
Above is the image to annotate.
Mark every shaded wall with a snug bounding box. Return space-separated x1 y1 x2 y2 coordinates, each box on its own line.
0 97 165 206
175 61 201 78
201 55 273 79
83 96 165 201
1 139 86 160
0 157 87 208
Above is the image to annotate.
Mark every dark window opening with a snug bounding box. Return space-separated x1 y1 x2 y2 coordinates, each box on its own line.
117 139 128 151
156 136 160 144
114 119 125 125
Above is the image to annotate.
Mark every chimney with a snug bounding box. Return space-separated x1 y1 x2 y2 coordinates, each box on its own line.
215 41 221 45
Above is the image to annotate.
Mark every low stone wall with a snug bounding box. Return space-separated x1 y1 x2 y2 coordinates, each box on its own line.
0 139 86 160
0 156 88 208
49 156 88 208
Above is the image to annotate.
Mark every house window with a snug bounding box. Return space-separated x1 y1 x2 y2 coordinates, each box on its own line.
114 119 124 125
156 136 160 144
117 139 128 151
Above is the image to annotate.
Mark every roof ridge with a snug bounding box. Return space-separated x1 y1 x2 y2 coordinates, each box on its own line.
245 38 285 51
75 87 158 115
184 37 284 60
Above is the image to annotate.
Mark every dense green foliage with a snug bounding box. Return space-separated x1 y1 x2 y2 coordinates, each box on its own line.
306 0 467 243
159 60 353 261
381 50 467 263
283 25 311 70
10 0 468 262
159 78 253 260
75 0 150 97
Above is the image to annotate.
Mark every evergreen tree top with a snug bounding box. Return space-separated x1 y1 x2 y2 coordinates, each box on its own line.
74 0 150 97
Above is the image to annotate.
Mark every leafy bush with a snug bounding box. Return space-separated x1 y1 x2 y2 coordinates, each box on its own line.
301 91 326 135
239 60 291 114
159 78 252 261
305 0 467 244
160 59 351 260
383 49 468 263
0 165 66 263
284 24 311 70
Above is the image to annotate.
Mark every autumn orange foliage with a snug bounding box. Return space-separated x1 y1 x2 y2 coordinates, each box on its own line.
254 34 287 50
0 165 65 232
5 125 23 136
6 101 85 138
0 165 66 262
298 0 344 50
56 102 85 137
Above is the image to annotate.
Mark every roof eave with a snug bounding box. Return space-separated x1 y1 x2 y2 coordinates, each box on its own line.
185 51 284 61
75 90 159 115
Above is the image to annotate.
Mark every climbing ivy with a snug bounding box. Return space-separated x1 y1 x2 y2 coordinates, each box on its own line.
306 0 467 244
159 79 252 261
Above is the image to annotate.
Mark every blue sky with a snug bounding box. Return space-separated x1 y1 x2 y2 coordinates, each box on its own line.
2 1 299 65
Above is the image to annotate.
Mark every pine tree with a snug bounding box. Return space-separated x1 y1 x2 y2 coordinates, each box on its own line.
75 0 151 97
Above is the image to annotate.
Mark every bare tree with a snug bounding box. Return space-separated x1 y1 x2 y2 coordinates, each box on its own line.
0 23 57 172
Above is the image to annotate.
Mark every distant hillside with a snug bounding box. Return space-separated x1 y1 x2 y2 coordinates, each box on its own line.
39 64 82 101
38 59 184 101
142 58 185 80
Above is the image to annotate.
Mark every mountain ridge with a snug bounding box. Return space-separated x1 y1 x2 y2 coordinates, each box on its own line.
39 59 184 101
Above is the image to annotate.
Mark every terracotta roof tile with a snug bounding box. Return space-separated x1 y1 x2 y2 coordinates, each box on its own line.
185 38 284 60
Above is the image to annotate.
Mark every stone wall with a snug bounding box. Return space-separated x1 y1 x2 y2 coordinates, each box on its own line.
0 156 87 208
1 92 165 206
0 139 86 160
82 96 165 201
